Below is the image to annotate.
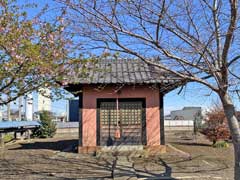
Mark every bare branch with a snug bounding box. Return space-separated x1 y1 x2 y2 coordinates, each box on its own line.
212 0 222 67
222 0 238 63
228 55 240 66
156 0 166 43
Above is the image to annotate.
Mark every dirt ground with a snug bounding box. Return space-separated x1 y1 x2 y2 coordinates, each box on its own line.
0 132 234 180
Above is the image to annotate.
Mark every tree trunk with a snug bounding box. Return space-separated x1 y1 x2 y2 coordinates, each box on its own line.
220 92 240 180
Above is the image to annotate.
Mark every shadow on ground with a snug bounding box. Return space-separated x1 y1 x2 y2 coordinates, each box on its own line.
0 150 113 179
132 153 230 180
133 158 177 180
8 139 78 152
3 134 233 180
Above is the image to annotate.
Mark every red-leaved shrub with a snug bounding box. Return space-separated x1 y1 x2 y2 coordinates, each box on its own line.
201 106 230 145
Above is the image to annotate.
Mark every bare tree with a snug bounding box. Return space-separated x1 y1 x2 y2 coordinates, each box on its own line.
58 0 240 178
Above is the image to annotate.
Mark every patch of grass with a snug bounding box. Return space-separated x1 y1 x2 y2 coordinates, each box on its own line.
4 134 14 143
212 141 229 148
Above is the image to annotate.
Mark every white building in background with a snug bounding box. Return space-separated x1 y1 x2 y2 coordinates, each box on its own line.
25 93 33 121
38 88 51 112
170 107 202 120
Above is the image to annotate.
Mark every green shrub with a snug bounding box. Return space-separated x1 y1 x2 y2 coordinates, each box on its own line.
3 134 14 143
33 111 56 138
212 141 229 148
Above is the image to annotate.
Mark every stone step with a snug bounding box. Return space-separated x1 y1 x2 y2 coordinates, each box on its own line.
100 145 144 152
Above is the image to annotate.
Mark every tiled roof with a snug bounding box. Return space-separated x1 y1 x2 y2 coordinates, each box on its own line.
69 59 182 85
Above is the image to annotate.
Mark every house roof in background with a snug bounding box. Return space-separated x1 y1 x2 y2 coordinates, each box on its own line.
65 59 184 93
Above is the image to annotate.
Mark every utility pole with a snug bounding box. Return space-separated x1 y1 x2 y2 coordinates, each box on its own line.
0 107 2 121
25 93 33 121
32 100 34 121
66 100 69 122
18 96 23 121
7 103 11 121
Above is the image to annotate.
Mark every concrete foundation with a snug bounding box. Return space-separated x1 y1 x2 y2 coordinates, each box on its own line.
145 145 167 155
78 145 166 155
78 146 100 154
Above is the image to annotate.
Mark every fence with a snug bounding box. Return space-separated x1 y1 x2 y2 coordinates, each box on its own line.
55 122 79 137
54 120 195 135
164 120 194 131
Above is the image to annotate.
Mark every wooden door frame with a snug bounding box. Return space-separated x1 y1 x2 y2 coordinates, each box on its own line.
96 98 146 146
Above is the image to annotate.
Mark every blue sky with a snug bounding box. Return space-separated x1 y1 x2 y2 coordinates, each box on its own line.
4 81 239 117
165 83 219 114
53 82 239 115
43 81 240 115
5 0 239 116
